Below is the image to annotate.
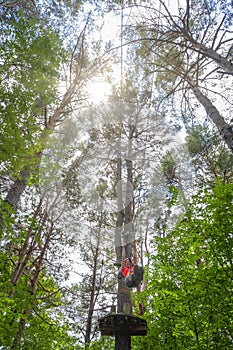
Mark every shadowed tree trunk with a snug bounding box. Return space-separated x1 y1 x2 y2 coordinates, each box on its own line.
84 217 103 346
189 80 233 152
115 115 137 350
115 133 124 265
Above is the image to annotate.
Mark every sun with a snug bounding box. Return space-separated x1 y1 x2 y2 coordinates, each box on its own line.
87 77 112 104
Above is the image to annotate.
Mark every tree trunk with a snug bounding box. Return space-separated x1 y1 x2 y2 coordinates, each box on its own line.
11 309 30 350
115 135 124 265
182 30 233 74
2 98 67 212
124 120 135 258
2 34 91 212
4 170 30 210
10 222 54 347
84 221 102 345
114 117 136 350
189 81 233 152
29 222 53 294
10 200 44 288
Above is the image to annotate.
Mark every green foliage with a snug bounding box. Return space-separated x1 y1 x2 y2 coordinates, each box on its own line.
185 124 233 183
0 263 76 349
161 152 177 185
133 180 233 349
1 1 232 349
0 13 65 178
0 201 77 348
185 124 218 156
88 337 114 350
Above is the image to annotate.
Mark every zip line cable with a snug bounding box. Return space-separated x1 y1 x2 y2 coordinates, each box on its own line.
120 0 124 99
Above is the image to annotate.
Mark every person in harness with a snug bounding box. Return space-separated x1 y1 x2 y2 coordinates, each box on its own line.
122 257 134 278
118 255 144 288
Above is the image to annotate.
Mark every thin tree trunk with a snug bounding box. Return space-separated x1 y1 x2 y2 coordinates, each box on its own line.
189 81 233 152
115 117 136 350
10 200 44 287
11 309 30 350
11 223 54 348
124 119 135 258
159 1 233 74
115 134 124 265
29 222 53 294
84 219 102 345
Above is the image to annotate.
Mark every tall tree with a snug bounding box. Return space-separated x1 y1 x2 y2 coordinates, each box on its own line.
0 1 110 213
125 0 233 151
0 3 111 348
132 180 233 349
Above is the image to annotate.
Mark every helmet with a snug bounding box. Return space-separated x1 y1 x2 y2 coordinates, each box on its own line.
124 257 132 264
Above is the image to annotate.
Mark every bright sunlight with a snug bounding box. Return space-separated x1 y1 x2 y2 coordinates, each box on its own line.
87 77 112 104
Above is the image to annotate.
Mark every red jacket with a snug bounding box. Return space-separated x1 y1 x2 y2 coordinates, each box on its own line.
122 266 134 277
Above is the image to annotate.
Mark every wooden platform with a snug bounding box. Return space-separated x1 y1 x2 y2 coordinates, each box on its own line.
98 313 147 336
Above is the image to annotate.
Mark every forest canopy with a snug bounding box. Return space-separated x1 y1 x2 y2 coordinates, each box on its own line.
0 0 232 349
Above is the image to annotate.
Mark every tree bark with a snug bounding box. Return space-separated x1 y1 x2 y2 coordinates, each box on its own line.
114 116 136 350
160 0 233 74
84 220 102 345
115 135 124 265
189 39 233 74
10 200 44 288
124 120 135 258
116 279 131 350
29 222 53 294
189 81 233 152
10 309 30 350
4 170 30 210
